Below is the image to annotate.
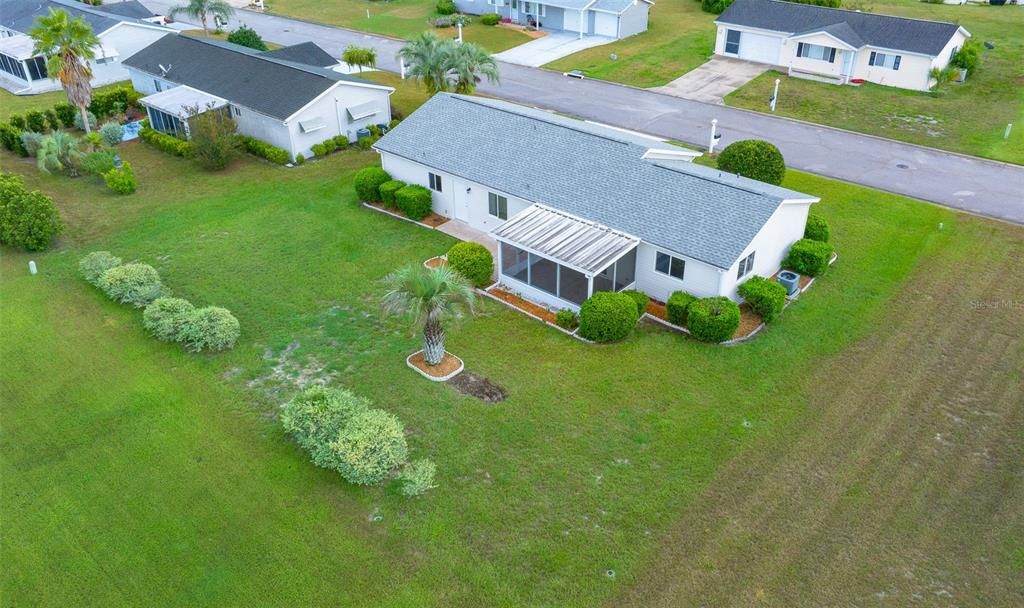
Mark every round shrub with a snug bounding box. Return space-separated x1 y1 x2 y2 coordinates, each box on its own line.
99 121 124 147
378 180 406 207
717 139 786 185
25 110 47 133
447 241 493 287
53 103 76 128
103 161 136 195
179 306 240 352
0 177 63 252
804 213 830 243
143 297 196 342
395 184 433 220
578 291 639 343
555 308 579 330
783 238 834 277
436 0 457 15
353 166 391 202
666 290 697 326
399 459 438 497
687 297 741 343
737 276 786 323
280 385 370 462
621 289 650 317
480 13 500 25
79 251 123 286
98 263 165 307
328 408 409 485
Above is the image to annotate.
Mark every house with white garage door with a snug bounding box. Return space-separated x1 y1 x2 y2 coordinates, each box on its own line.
454 0 653 39
714 0 970 91
373 93 820 311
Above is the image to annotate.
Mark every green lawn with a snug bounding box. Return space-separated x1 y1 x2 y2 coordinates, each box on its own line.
267 0 533 52
2 87 1022 605
0 81 130 122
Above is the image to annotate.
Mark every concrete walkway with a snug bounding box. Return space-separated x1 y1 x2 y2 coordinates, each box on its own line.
495 32 616 68
141 0 1024 224
654 57 769 104
437 220 498 257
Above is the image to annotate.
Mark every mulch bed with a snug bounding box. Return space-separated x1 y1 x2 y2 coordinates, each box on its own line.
486 286 558 324
448 371 507 403
771 269 813 290
733 303 763 339
425 256 447 269
408 351 462 379
646 298 669 321
366 202 449 228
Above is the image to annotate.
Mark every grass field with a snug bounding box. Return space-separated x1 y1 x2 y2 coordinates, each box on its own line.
0 81 130 122
2 84 1022 605
267 0 532 52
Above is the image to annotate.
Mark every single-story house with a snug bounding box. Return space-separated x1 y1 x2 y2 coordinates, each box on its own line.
0 0 171 94
373 94 819 310
714 0 970 91
454 0 653 39
122 34 393 160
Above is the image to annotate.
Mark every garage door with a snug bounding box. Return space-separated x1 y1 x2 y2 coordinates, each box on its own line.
593 12 617 38
738 31 782 64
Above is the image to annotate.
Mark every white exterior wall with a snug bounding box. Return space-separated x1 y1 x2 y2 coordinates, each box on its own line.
720 201 813 300
99 24 169 70
284 84 391 159
617 3 650 39
634 243 725 302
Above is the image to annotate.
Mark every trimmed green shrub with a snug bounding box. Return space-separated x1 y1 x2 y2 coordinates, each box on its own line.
143 297 196 342
227 25 268 51
294 154 305 165
79 251 123 286
179 306 240 352
236 134 289 165
44 109 61 131
25 110 47 133
8 114 27 130
53 103 76 128
395 185 432 220
379 180 406 207
0 173 63 251
447 241 493 287
98 263 165 307
0 124 27 156
783 238 833 277
804 213 830 242
139 127 193 157
88 87 140 118
98 121 123 146
399 459 438 497
717 139 786 185
578 291 639 342
81 150 117 176
328 408 409 485
687 297 740 343
332 135 348 148
701 0 733 13
310 143 327 157
621 289 650 317
357 135 375 150
103 162 137 195
480 13 501 25
388 118 400 130
436 0 457 14
555 308 579 330
950 39 982 74
281 385 370 464
666 290 697 326
353 166 391 202
737 276 786 323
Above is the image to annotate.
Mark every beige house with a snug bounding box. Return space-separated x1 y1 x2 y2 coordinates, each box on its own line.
714 0 970 91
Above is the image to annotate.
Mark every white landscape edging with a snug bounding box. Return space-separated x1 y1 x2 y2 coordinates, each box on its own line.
476 285 593 344
361 202 438 230
406 350 464 382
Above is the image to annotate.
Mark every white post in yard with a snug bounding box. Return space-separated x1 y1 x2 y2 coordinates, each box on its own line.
400 58 406 80
28 260 37 275
708 118 719 154
366 9 370 19
457 20 463 43
770 78 780 113
1005 123 1013 140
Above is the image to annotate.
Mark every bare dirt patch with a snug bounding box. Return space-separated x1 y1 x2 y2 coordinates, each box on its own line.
448 371 508 403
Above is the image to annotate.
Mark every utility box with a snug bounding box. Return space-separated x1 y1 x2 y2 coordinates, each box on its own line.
777 270 800 296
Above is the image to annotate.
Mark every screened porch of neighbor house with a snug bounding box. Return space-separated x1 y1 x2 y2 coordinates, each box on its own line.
139 85 228 139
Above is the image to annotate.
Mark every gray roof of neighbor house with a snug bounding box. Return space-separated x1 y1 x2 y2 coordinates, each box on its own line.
0 0 153 34
374 94 817 270
123 35 389 121
717 0 964 56
539 0 651 12
259 42 338 68
93 0 155 21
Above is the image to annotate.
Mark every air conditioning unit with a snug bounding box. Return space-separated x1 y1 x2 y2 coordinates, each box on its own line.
777 270 800 296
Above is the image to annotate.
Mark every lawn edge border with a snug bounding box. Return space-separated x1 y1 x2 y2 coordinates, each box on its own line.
361 202 438 230
476 285 594 343
406 350 464 381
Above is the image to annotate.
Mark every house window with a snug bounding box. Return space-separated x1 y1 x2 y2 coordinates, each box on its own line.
869 51 901 71
725 29 741 55
655 251 686 281
232 106 241 116
796 42 836 64
154 79 162 92
95 56 114 65
737 251 755 279
25 56 48 81
0 52 27 80
524 2 545 16
488 192 508 220
429 172 443 192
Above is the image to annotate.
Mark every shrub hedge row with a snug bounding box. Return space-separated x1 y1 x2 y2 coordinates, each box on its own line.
396 185 432 220
379 180 406 206
236 134 289 165
353 167 391 202
621 289 650 317
783 238 834 277
139 127 193 157
804 213 830 242
737 276 786 323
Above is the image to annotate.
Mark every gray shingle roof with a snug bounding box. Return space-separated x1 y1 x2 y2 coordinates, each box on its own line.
0 0 152 34
259 42 338 68
123 35 386 120
374 94 817 270
795 21 864 49
94 1 155 21
717 0 963 56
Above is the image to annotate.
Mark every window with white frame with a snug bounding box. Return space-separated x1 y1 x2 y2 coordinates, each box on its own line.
869 51 901 71
488 192 508 219
524 2 545 16
428 172 443 192
725 29 741 55
655 251 685 281
737 251 755 279
796 42 836 63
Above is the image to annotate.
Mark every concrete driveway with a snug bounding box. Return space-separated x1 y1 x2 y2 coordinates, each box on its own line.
495 32 615 67
654 57 769 104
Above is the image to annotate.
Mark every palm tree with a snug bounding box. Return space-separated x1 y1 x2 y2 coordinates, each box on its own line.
396 32 451 96
342 45 377 73
446 42 500 94
169 0 234 38
29 9 98 134
36 131 83 176
381 265 476 366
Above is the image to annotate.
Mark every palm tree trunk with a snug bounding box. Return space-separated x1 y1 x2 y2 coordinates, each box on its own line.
422 316 445 366
201 14 209 37
78 104 91 134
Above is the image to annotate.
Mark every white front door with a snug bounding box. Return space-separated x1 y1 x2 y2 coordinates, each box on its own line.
453 180 470 222
511 0 519 20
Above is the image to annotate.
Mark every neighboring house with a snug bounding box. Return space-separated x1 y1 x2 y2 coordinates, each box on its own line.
374 94 819 310
122 35 393 160
453 0 653 39
0 0 171 94
714 0 970 91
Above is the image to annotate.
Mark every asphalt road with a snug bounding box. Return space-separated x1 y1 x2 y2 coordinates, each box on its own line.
143 2 1024 224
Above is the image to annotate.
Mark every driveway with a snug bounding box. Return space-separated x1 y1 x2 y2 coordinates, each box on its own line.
653 57 769 104
494 32 615 68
